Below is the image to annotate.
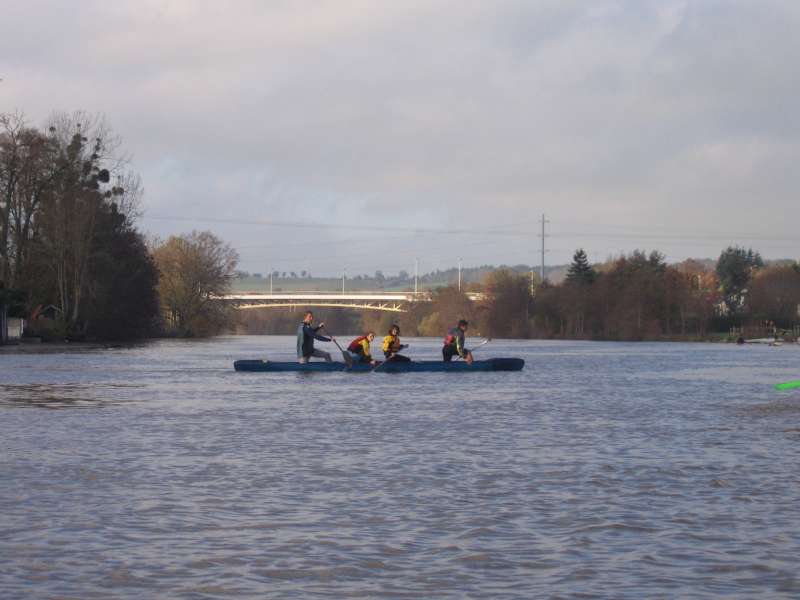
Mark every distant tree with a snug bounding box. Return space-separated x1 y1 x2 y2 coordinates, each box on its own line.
252 272 262 279
716 246 764 314
398 270 410 280
153 230 238 336
290 271 297 278
374 270 385 283
565 248 596 285
300 270 307 278
481 270 532 337
749 265 800 327
281 271 286 279
418 285 474 336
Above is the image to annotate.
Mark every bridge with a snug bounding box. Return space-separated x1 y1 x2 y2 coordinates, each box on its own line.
222 291 485 313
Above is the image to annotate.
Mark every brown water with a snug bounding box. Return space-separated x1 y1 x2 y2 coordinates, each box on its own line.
1 337 799 598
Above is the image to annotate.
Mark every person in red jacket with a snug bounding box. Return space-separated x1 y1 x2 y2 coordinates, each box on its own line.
347 331 377 365
443 319 473 364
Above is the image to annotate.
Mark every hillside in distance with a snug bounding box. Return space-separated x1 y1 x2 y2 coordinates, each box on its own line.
232 256 795 294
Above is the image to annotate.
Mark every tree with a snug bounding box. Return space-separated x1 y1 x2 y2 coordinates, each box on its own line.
83 203 159 340
749 265 800 328
418 285 475 336
565 248 596 285
481 270 532 337
153 231 239 336
716 246 764 315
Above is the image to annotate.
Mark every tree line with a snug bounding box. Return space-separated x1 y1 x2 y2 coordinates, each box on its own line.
1 112 238 342
4 112 797 343
236 247 800 341
533 246 798 340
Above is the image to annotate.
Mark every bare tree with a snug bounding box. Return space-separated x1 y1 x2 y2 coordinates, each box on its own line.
153 231 239 336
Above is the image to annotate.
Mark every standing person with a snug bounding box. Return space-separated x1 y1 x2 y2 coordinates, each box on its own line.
347 331 377 365
443 319 473 365
383 324 411 362
296 311 333 363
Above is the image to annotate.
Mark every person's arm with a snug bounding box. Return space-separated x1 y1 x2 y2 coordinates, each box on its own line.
310 323 331 342
456 332 466 357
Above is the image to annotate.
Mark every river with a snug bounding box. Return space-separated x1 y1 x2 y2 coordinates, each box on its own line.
1 336 799 598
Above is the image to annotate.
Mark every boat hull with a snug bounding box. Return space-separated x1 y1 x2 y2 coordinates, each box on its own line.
233 358 524 373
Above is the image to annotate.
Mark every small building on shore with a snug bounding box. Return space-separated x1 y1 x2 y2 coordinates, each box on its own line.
6 317 25 341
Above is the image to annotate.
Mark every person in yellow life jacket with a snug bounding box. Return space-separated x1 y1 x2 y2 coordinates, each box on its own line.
347 331 377 365
382 324 411 362
443 319 473 365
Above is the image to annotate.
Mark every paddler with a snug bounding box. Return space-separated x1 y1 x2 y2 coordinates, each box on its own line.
443 319 473 365
383 324 411 362
347 331 378 365
296 311 333 363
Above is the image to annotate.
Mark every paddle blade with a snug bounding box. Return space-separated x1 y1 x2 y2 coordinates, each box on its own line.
775 380 800 391
341 351 353 369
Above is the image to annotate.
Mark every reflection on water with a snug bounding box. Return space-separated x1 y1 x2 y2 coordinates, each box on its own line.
1 337 800 599
0 383 144 409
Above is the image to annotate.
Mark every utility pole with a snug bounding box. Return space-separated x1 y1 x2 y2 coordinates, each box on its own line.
458 257 462 292
530 269 535 296
539 214 549 282
269 268 273 294
414 258 419 295
342 268 346 294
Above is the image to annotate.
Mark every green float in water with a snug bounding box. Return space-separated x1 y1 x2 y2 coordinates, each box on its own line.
775 380 800 391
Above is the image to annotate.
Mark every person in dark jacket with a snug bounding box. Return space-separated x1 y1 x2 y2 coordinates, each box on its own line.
443 319 473 364
296 311 333 363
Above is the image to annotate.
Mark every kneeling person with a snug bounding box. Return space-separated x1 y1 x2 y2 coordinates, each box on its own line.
383 324 411 362
443 319 473 365
347 331 377 365
296 311 333 363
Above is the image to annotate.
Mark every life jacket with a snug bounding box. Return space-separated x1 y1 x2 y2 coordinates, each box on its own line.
348 335 371 359
348 336 367 352
443 327 463 350
383 334 401 353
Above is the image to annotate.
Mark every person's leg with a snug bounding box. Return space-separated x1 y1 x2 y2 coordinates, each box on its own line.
393 354 411 362
312 348 332 362
298 356 309 364
443 347 454 362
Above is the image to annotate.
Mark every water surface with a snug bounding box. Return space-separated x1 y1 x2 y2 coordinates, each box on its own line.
2 337 799 598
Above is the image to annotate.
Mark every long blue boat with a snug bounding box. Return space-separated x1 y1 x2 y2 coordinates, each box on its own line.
233 358 524 373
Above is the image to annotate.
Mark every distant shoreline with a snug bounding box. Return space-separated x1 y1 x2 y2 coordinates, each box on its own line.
4 333 794 354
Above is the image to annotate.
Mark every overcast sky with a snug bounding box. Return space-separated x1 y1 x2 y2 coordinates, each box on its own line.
2 0 799 276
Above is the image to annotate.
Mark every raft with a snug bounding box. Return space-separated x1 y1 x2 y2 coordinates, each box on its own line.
233 358 524 373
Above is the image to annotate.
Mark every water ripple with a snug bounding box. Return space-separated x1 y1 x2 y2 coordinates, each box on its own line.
1 337 800 598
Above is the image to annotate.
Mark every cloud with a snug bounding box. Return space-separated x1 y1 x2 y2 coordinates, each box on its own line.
1 0 798 273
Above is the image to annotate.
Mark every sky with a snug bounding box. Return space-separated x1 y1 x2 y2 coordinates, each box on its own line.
2 0 799 277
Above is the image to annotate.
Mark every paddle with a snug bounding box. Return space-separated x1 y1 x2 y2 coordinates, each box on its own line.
454 338 491 363
470 338 491 354
320 326 353 369
775 380 800 391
